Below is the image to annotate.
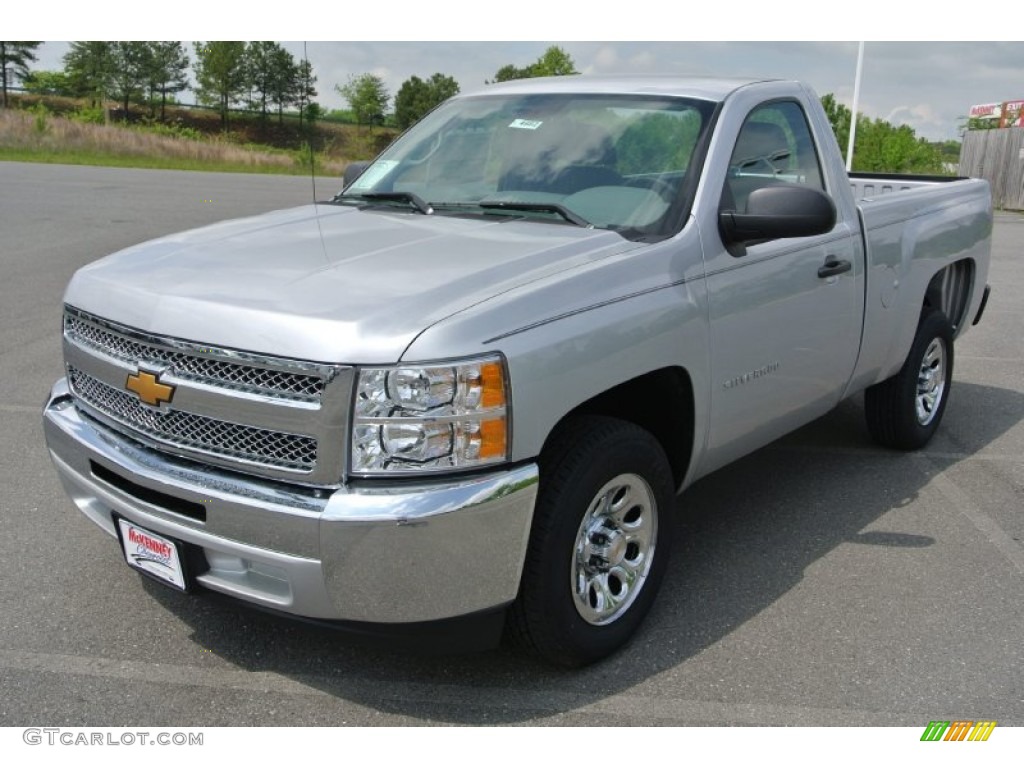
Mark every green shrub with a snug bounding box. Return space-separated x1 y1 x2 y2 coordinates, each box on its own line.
31 103 50 135
140 120 204 142
72 106 106 125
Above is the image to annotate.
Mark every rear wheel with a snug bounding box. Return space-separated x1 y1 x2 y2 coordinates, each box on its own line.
865 309 954 450
508 416 674 667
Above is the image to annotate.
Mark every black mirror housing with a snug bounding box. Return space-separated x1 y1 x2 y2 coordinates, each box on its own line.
720 185 837 244
343 161 371 190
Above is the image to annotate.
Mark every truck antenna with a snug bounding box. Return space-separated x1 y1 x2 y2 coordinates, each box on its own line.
304 41 330 264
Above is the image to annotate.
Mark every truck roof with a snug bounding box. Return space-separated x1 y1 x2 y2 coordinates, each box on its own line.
462 75 788 102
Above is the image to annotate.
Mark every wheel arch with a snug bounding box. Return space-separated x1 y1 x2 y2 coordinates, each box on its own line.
540 366 695 491
923 258 975 335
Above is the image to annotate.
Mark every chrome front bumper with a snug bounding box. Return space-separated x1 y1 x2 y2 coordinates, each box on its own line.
43 378 538 624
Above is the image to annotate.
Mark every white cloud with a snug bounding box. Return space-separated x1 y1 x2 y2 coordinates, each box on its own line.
628 51 657 71
591 46 620 73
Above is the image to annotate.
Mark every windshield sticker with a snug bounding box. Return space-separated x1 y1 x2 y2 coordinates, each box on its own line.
349 160 399 190
508 119 543 131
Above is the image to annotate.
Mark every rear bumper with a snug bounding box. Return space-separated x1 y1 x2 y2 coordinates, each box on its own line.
43 378 538 625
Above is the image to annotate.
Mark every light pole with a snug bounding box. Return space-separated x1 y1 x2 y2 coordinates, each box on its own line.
846 42 865 172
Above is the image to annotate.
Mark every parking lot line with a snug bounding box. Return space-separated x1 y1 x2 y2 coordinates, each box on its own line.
910 454 1024 575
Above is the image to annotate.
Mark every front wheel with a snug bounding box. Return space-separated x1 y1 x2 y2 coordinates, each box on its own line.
865 309 954 450
508 416 674 667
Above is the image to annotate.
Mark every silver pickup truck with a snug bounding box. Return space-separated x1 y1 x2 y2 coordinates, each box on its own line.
43 76 992 667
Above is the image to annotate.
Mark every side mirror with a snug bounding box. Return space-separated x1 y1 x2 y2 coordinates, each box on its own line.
343 161 371 190
719 185 836 244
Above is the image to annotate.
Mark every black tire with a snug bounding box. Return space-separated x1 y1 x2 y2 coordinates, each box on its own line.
508 415 674 667
865 309 954 450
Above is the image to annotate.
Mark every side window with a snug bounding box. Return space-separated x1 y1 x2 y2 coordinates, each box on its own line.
721 101 825 213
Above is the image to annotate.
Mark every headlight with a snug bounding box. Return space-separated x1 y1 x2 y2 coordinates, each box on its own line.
351 355 509 475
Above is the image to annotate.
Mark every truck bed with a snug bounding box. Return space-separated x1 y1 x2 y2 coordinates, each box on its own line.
848 175 992 393
849 171 970 200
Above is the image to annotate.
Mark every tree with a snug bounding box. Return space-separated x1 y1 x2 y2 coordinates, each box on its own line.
145 41 189 120
934 140 961 167
393 72 459 130
492 64 530 83
530 46 578 77
63 41 115 109
301 101 322 127
194 41 247 128
0 41 41 107
109 41 150 116
820 93 850 156
245 41 280 119
267 45 298 124
854 118 946 175
490 45 578 83
21 69 73 97
336 73 389 126
819 93 946 175
294 58 317 130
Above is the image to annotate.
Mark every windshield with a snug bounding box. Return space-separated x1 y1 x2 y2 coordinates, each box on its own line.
337 92 715 240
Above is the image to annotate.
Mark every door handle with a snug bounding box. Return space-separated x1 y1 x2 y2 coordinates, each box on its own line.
818 258 852 278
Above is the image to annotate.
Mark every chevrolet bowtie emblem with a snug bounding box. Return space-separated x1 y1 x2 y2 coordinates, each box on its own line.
125 370 175 407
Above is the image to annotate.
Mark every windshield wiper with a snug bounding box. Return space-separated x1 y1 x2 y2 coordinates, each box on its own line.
476 201 592 228
337 191 434 215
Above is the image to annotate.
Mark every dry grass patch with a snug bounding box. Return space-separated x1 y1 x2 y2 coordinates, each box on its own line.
0 109 346 175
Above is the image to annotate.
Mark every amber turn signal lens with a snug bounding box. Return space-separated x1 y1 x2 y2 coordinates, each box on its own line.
477 417 507 460
479 361 506 409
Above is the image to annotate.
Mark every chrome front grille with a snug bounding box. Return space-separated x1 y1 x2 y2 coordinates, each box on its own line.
65 312 322 401
62 306 353 485
68 367 318 471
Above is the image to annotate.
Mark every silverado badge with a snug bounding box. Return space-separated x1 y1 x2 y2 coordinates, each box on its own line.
125 370 175 407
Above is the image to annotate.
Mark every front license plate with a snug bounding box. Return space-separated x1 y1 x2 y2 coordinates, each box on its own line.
116 517 187 591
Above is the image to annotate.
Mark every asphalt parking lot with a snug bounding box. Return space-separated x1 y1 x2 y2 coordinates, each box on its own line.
1 161 1021 726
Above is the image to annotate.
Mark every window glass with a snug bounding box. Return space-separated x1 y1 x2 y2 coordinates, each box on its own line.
339 93 715 240
722 101 824 213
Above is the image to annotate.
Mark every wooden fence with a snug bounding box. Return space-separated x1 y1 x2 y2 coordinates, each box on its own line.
959 127 1024 210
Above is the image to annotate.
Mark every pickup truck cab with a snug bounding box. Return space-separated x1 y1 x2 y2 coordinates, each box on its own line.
43 77 992 666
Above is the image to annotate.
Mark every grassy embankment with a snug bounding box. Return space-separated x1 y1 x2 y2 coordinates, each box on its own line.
0 98 396 175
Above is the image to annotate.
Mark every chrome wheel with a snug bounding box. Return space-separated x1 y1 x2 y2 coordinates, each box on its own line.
915 338 946 426
865 310 954 451
572 473 658 626
510 416 673 666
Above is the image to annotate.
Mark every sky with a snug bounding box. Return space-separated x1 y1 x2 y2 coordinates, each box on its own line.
11 5 1024 142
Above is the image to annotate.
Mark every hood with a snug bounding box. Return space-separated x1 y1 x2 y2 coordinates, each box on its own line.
65 204 636 363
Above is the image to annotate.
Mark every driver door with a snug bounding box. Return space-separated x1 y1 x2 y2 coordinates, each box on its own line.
700 99 861 472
